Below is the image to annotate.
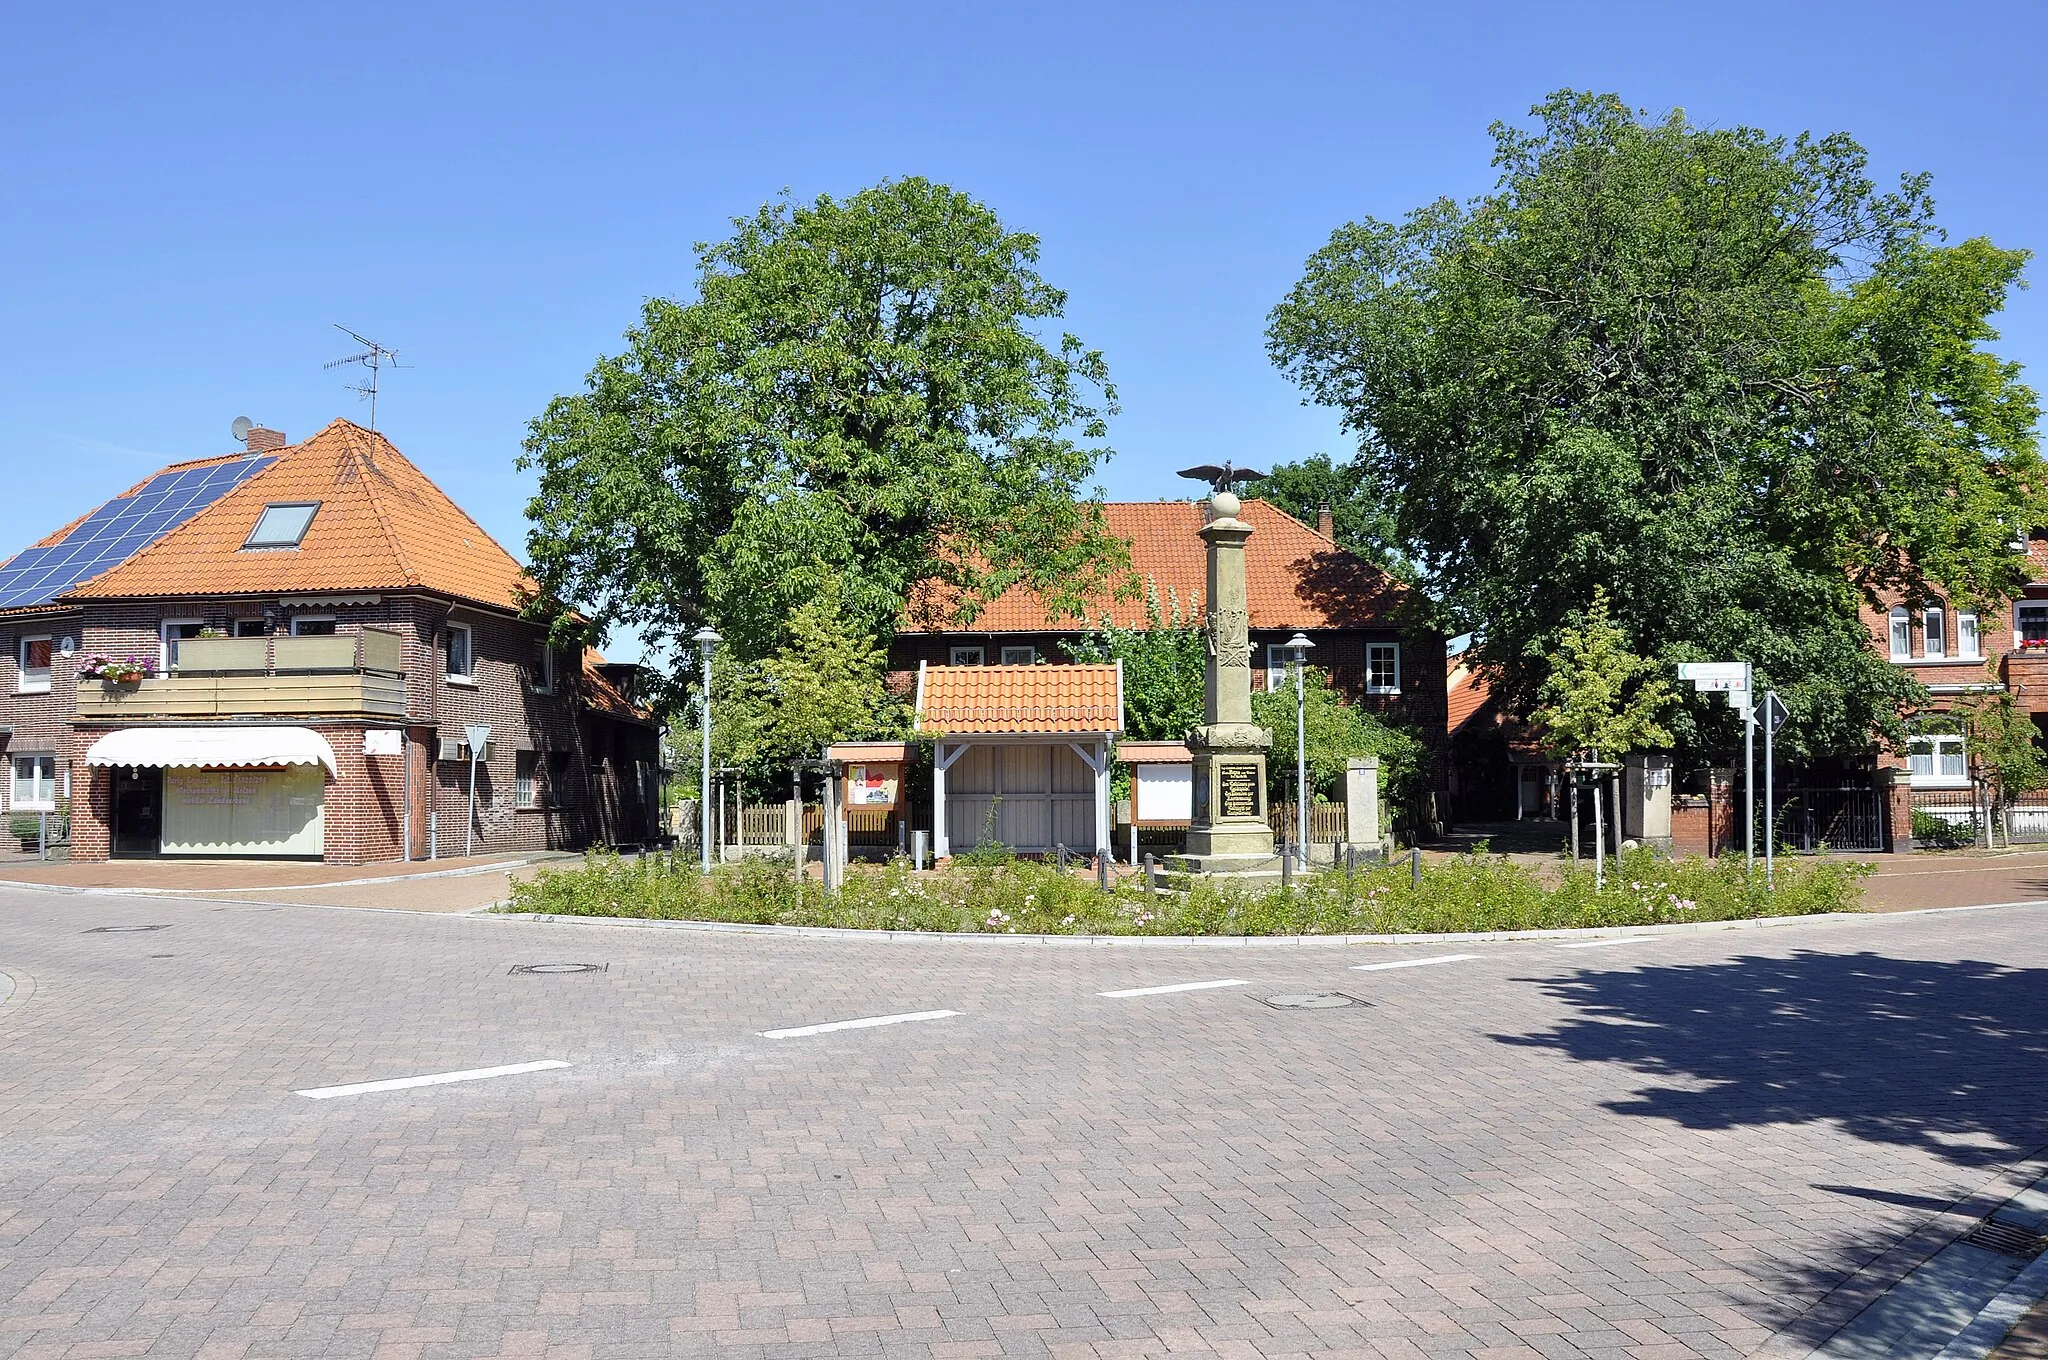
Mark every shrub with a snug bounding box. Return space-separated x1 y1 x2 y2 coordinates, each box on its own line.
1910 808 1977 850
505 846 1865 935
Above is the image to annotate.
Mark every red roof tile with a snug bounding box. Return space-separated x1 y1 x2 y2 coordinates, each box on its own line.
916 662 1123 735
66 420 536 611
904 500 1407 633
1446 662 1491 735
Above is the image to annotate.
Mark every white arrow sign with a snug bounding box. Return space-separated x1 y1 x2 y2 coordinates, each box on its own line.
1678 661 1750 684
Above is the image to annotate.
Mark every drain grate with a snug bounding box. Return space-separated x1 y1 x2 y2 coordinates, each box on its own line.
508 962 609 976
1964 1219 2048 1259
84 924 170 934
1260 992 1371 1010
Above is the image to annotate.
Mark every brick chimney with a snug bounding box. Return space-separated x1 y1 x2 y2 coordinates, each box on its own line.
1316 503 1334 539
243 426 287 453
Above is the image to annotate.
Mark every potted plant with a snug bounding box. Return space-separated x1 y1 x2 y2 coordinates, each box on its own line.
10 814 42 852
84 655 154 684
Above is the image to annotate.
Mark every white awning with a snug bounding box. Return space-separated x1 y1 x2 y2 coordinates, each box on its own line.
86 726 339 777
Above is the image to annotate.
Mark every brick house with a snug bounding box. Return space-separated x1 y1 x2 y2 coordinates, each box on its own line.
888 499 1449 810
0 419 660 863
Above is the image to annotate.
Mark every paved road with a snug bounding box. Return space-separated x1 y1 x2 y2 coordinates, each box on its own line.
4 892 2048 1358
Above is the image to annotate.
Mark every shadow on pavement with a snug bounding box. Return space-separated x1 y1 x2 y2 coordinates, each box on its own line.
1501 950 2048 1167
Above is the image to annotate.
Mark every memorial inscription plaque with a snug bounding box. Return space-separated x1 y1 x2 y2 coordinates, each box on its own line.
1218 762 1260 819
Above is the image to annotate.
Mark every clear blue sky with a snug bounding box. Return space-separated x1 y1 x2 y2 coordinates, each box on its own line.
4 2 2043 660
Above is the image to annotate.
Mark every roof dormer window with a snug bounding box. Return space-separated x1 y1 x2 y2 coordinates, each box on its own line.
243 502 320 550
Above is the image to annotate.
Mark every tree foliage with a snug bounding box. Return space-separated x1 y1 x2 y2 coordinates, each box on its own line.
1252 667 1428 811
1529 587 1674 759
1268 91 2045 762
1062 585 1205 740
708 578 906 784
521 177 1125 708
1955 667 2048 796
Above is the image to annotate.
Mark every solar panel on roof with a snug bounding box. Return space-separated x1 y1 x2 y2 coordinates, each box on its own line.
0 453 276 608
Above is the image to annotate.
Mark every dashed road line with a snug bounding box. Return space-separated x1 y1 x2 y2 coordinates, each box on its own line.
295 1059 571 1100
758 1009 960 1039
1558 935 1653 950
1098 979 1252 998
1350 954 1478 972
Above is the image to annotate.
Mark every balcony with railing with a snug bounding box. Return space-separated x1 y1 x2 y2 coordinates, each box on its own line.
76 628 407 720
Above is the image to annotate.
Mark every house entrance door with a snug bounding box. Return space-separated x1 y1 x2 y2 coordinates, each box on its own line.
111 767 163 857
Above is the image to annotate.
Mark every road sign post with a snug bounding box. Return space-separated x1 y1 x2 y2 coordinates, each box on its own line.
464 723 491 858
1761 692 1789 890
1679 662 1755 872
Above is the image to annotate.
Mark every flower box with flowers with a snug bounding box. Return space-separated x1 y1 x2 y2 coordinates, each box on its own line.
78 655 156 684
2017 639 2048 654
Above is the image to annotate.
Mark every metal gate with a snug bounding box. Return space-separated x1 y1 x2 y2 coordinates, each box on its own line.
1773 785 1887 852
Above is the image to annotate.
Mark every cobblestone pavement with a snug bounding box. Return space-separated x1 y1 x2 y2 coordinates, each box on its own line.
4 891 2048 1358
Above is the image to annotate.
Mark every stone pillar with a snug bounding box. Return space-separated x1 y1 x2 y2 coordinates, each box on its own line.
1622 753 1672 851
1344 756 1382 857
1178 488 1277 876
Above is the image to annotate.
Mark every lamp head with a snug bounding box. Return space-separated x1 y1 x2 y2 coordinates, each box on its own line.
691 625 722 652
1284 631 1315 658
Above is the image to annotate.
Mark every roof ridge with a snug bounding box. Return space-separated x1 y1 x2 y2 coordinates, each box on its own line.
339 425 421 589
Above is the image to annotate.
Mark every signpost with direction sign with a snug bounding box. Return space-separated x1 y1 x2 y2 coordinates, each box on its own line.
464 723 491 858
1679 662 1757 873
1760 692 1789 888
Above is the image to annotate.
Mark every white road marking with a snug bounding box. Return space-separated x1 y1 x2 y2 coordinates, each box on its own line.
295 1059 571 1100
1350 954 1479 972
759 1009 960 1038
1558 935 1653 949
1098 978 1252 998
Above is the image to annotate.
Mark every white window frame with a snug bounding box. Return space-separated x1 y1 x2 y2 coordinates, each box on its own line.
10 752 59 810
948 646 984 666
1923 608 1946 660
16 634 52 694
531 644 556 695
999 645 1036 666
289 614 336 637
233 617 268 638
1958 612 1980 660
444 622 476 686
1888 607 1911 660
1265 643 1291 692
1907 734 1969 788
515 750 539 808
1365 642 1402 695
2017 602 2048 649
160 618 205 672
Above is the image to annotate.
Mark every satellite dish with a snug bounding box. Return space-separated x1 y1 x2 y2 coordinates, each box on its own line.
230 415 254 442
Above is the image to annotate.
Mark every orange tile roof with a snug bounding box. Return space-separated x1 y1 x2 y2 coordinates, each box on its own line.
916 662 1124 735
903 500 1407 633
1446 662 1491 735
66 420 537 611
580 648 652 723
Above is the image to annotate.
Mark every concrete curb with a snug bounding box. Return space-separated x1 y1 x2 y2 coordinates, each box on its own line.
485 901 2047 948
1936 1248 2048 1359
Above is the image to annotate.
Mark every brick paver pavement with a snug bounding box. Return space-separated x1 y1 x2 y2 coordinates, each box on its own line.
5 889 2048 1357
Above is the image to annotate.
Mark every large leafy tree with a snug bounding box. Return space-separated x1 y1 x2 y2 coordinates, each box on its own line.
1268 91 2045 762
521 177 1125 708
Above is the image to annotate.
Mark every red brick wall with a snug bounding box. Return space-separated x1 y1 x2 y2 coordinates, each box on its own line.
0 610 86 815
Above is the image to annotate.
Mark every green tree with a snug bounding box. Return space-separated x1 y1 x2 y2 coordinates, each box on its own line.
1529 588 1674 760
521 177 1126 706
1956 666 2048 797
1242 453 1411 581
1063 585 1205 740
1267 91 2045 763
711 579 906 782
1252 666 1428 813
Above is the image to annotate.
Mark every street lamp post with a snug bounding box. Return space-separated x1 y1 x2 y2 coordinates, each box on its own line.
692 625 721 874
1284 632 1315 868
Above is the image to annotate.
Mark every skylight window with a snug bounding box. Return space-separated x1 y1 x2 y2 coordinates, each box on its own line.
243 502 320 549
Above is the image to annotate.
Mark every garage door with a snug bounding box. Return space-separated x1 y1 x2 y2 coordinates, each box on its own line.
162 766 325 857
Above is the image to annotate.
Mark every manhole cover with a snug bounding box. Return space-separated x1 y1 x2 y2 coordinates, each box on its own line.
1261 992 1365 1010
508 962 609 975
1965 1219 2047 1258
84 924 170 934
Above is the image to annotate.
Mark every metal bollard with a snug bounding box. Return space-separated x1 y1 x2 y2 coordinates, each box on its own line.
1410 845 1422 886
911 830 928 872
1282 850 1293 890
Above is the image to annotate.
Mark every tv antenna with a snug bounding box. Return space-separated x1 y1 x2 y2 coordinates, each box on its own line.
323 325 404 436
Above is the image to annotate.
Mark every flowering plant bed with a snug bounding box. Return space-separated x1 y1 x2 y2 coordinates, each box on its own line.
503 848 1865 936
77 654 155 682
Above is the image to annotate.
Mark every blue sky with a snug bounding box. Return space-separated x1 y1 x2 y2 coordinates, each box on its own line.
3 2 2043 660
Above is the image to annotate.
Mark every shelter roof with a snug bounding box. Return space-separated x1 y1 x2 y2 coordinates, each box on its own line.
66 420 537 611
916 662 1124 736
903 500 1408 634
1446 662 1492 735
